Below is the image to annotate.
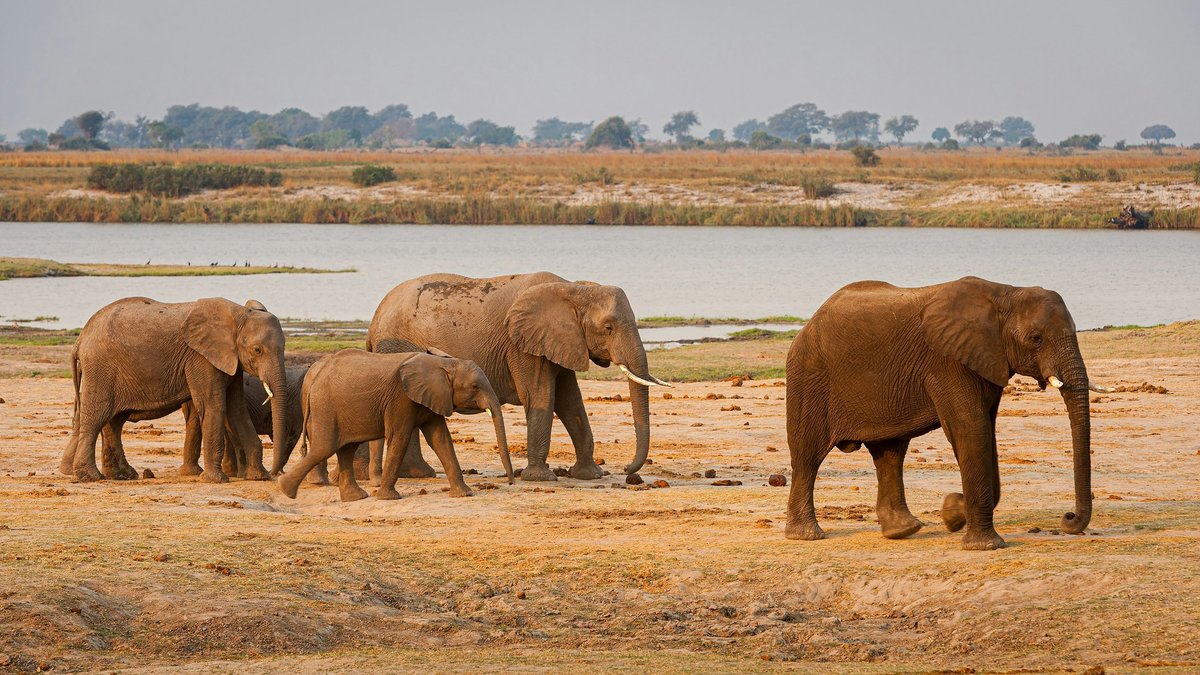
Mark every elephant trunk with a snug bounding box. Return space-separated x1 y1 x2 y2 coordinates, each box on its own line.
617 341 652 475
266 363 290 476
484 392 515 484
1055 343 1092 534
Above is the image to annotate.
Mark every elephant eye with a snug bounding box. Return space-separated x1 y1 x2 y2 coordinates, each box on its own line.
1030 333 1043 346
605 323 614 333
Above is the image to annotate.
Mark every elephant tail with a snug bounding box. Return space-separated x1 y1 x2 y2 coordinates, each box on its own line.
70 346 82 432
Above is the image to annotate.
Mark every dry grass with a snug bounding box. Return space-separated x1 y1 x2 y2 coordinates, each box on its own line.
0 257 346 280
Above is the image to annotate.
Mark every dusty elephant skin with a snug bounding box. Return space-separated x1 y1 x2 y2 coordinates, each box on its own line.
59 297 289 484
366 272 668 482
785 276 1097 550
278 349 514 502
178 365 309 478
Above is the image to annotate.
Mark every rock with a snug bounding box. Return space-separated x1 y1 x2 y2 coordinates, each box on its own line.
463 468 479 475
152 553 169 562
0 397 6 404
628 484 650 491
704 469 717 478
625 473 644 485
0 653 10 667
418 488 428 495
595 458 605 465
1027 526 1041 533
516 590 526 600
764 446 778 452
711 479 743 486
644 458 653 464
662 392 673 399
651 480 670 488
142 468 155 479
768 474 787 487
475 482 499 490
552 467 569 477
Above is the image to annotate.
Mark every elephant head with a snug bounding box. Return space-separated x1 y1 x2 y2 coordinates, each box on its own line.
399 353 514 484
922 277 1102 534
506 280 668 475
184 298 289 476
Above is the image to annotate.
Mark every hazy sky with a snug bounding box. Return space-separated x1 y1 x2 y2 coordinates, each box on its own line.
2 0 1198 143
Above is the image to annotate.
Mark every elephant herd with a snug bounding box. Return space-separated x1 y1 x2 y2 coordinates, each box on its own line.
57 272 1103 551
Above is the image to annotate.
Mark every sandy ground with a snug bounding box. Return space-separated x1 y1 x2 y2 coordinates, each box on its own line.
1 326 1199 672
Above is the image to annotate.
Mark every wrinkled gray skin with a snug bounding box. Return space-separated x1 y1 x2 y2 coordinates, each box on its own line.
61 297 288 484
367 272 663 482
786 277 1094 551
177 365 309 477
278 350 514 502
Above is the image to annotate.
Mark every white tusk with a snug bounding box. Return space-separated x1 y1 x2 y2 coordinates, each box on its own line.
650 374 675 388
1088 382 1115 393
262 382 274 406
486 408 493 418
1048 376 1064 389
619 364 658 387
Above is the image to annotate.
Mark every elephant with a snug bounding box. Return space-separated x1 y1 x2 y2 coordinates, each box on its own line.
60 297 289 484
366 272 669 482
277 349 514 502
784 276 1105 550
178 365 309 478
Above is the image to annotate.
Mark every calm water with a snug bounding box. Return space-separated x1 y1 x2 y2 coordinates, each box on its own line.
1 223 1197 330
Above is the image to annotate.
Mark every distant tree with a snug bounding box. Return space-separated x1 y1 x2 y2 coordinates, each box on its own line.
830 111 880 143
374 104 412 125
75 110 107 140
663 110 700 143
47 132 66 148
532 117 593 145
931 127 951 143
1140 124 1176 146
1058 133 1102 150
413 112 466 143
627 118 649 143
295 130 351 150
883 115 919 145
17 128 48 145
268 108 320 140
586 116 635 150
749 130 782 150
767 103 828 141
55 117 82 139
162 104 265 148
250 119 289 148
466 119 519 146
100 116 150 148
321 106 378 141
953 120 997 146
146 121 183 150
850 145 880 166
732 119 766 142
997 116 1036 145
707 128 726 143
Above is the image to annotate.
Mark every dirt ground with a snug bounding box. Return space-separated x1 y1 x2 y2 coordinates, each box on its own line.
1 325 1199 672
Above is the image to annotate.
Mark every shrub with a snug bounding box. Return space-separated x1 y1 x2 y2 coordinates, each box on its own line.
1193 162 1200 185
350 164 396 187
430 138 453 149
1106 168 1123 182
800 173 837 199
87 163 283 196
942 139 960 150
850 145 880 166
1056 166 1102 182
1059 134 1102 150
748 130 781 150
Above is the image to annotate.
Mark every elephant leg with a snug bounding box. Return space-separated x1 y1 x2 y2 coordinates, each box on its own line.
188 382 229 484
351 442 370 481
393 433 435 478
519 369 558 481
220 423 239 477
555 372 603 480
422 420 472 498
335 444 369 502
226 379 269 480
307 438 332 485
375 433 411 501
178 402 203 476
70 416 106 483
867 439 923 539
935 401 1004 550
279 431 337 498
101 417 138 480
785 425 829 541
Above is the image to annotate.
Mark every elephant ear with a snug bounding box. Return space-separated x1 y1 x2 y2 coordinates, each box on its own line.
398 355 455 417
506 282 589 372
921 281 1011 387
244 299 268 312
184 298 240 376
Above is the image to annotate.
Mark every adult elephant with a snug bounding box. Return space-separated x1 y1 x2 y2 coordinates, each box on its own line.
367 272 668 481
60 297 288 483
785 277 1106 550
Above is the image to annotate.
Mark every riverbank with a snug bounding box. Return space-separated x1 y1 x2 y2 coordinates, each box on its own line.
0 257 349 281
2 148 1198 227
0 321 1196 671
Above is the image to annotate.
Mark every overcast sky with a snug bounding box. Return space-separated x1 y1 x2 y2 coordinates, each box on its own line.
2 0 1197 143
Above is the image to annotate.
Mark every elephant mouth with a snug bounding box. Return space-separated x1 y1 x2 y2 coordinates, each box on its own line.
591 356 611 368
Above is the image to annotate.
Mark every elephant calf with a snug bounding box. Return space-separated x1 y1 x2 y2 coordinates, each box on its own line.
278 349 513 502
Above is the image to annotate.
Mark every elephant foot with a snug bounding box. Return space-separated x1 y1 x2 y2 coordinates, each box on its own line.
941 493 967 533
243 464 270 481
339 484 369 502
448 483 474 498
278 471 302 499
374 486 401 500
879 513 924 540
398 463 437 479
74 464 105 483
519 464 558 482
784 519 825 541
200 468 229 484
308 464 332 486
105 463 139 481
568 459 604 480
961 528 1006 551
178 463 203 477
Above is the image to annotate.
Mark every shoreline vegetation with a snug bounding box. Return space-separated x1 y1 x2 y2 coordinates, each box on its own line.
0 257 351 281
0 148 1197 228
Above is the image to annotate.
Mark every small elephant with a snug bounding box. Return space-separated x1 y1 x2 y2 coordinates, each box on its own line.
278 350 513 502
367 272 670 483
178 365 309 478
785 277 1103 550
61 297 289 483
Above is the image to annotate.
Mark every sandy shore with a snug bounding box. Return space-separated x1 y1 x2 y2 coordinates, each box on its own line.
1 324 1198 671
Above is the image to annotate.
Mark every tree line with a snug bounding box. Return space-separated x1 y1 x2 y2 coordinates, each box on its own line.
2 102 1186 152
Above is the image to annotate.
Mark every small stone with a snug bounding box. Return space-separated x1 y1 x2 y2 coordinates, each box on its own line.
552 467 569 477
711 479 742 486
475 482 499 490
142 468 155 479
690 422 704 427
662 392 673 399
1027 526 1041 533
595 458 605 465
152 553 169 562
764 446 778 452
0 397 6 404
644 458 653 465
418 488 427 495
651 480 670 488
463 468 479 475
27 472 35 476
625 473 644 485
0 653 11 666
628 484 650 491
703 469 717 478
516 590 526 600
768 474 787 487
1107 494 1123 500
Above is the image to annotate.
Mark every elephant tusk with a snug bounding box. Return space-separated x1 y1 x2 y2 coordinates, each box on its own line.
1088 382 1115 393
1048 376 1064 389
262 382 274 406
486 408 493 418
619 364 659 387
649 374 675 388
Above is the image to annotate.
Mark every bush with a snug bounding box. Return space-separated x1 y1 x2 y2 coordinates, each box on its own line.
1193 162 1200 185
850 145 880 166
800 173 837 199
1056 166 1102 182
942 139 960 150
1059 134 1102 150
748 130 781 150
430 138 453 149
87 163 283 196
1106 168 1123 182
350 164 396 187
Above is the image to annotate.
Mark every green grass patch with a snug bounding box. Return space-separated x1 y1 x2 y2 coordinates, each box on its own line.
87 163 283 197
0 328 79 346
286 334 365 353
638 315 806 328
727 327 800 340
0 257 349 279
